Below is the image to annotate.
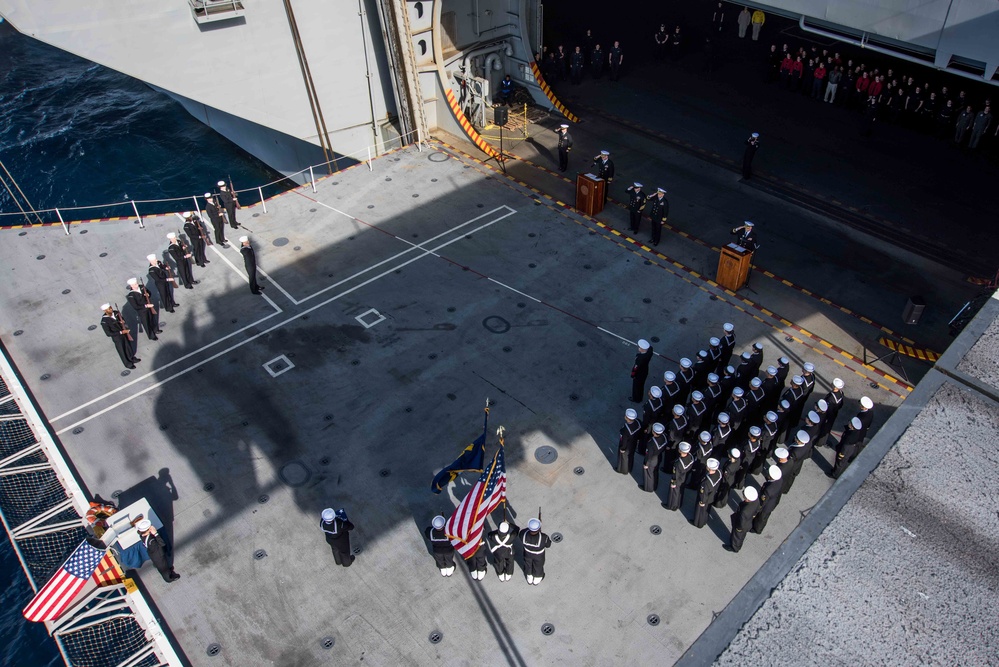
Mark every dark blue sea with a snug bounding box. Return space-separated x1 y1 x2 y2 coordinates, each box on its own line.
0 20 279 665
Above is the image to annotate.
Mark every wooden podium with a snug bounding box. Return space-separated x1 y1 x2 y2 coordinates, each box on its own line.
716 243 752 291
575 173 605 216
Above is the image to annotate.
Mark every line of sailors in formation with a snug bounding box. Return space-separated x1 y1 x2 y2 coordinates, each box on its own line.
425 516 553 585
620 324 875 551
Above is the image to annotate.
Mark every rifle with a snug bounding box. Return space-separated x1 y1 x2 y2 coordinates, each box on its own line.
193 211 212 246
113 303 133 342
228 175 240 208
139 281 157 315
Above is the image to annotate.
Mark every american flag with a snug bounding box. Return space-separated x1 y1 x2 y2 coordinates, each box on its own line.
446 446 507 559
23 540 105 623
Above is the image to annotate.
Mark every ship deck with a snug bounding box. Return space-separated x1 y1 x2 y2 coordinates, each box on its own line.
0 139 946 666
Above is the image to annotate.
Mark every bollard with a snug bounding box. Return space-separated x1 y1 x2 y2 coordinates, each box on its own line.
259 187 267 213
131 200 144 228
55 208 69 236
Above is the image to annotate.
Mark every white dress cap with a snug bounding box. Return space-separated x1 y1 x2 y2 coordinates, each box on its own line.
633 182 642 188
750 377 762 388
166 232 177 239
499 521 510 533
733 387 744 397
706 458 720 470
723 323 734 332
748 425 762 437
792 375 804 385
432 515 445 530
860 396 874 409
765 411 778 422
807 411 820 423
729 448 741 459
743 486 759 501
600 150 609 156
560 124 569 128
803 362 815 373
699 431 711 443
204 192 212 198
775 447 789 459
796 430 811 444
217 180 226 187
239 236 249 243
650 386 662 398
136 519 152 532
768 465 782 480
767 365 778 375
817 399 828 411
321 508 336 522
673 405 685 416
833 378 845 389
680 358 692 368
744 221 755 227
751 132 760 138
851 417 863 429
718 412 730 424
146 254 157 261
652 422 665 435
664 371 676 382
637 339 650 350
691 391 703 401
100 303 111 311
528 518 541 532
709 337 720 346
708 373 719 384
127 278 138 286
625 408 638 420
678 441 691 453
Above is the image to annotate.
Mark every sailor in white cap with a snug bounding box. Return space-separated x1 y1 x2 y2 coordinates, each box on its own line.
239 235 264 295
136 518 180 582
856 397 874 444
183 210 210 267
646 185 669 246
693 458 723 528
773 445 793 488
203 191 228 245
783 430 812 495
759 364 780 412
591 150 614 203
642 422 668 492
640 386 664 452
727 483 760 552
730 219 759 253
125 276 160 341
145 258 177 318
705 372 723 413
743 131 760 179
734 351 754 389
216 179 240 229
714 447 742 508
665 441 695 510
725 386 749 433
617 408 642 474
625 181 647 234
464 535 489 582
486 520 519 581
832 417 865 478
426 515 455 576
630 339 654 403
779 375 807 443
711 411 732 450
752 465 784 534
100 303 139 369
520 518 552 585
820 378 846 445
662 370 681 414
775 356 791 390
667 404 688 449
556 123 573 172
746 341 764 379
707 337 723 372
746 377 765 421
801 361 816 401
166 231 198 289
734 425 763 489
719 322 737 370
692 349 711 387
320 507 355 567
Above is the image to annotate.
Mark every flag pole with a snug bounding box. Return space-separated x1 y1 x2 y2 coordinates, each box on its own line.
497 425 506 511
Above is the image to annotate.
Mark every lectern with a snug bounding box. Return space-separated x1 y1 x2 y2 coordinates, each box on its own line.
575 173 605 216
716 243 752 291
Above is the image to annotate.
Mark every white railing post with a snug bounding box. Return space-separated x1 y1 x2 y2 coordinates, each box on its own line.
192 196 201 217
309 166 316 193
131 200 144 229
55 208 69 236
367 146 372 171
259 187 267 213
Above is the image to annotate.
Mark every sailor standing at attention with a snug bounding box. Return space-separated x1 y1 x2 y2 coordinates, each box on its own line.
100 303 139 369
426 515 455 577
486 521 519 581
147 254 178 313
520 518 552 585
556 124 573 172
204 192 228 246
240 236 265 295
630 338 654 403
167 232 197 289
217 180 240 229
320 508 355 567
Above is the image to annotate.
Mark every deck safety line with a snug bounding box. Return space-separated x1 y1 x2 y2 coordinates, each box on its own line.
528 62 580 123
431 139 913 397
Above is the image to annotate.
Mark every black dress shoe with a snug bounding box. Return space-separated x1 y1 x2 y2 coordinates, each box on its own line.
193 280 200 285
204 260 210 263
126 364 136 369
155 330 163 334
723 545 737 552
168 572 181 582
258 285 265 290
132 358 141 363
150 336 158 341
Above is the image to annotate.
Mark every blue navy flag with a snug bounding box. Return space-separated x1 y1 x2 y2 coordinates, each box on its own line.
430 405 489 494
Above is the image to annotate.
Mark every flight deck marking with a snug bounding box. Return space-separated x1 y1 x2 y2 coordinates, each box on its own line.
355 309 386 329
432 140 911 397
53 208 518 434
263 355 295 378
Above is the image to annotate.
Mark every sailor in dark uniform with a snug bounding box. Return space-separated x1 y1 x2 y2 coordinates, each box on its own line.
734 425 763 489
760 365 781 414
726 486 760 552
693 458 722 528
425 515 455 576
625 182 647 234
726 386 749 434
642 423 667 493
714 448 741 508
556 124 573 172
666 404 688 449
465 538 488 581
320 508 355 566
685 391 708 440
751 465 784 534
608 40 624 80
775 356 790 391
800 362 817 403
719 322 736 371
136 519 179 582
166 233 197 289
204 192 228 246
691 350 712 388
183 212 208 268
240 236 265 295
758 411 779 464
783 430 812 494
125 278 159 341
100 303 138 369
742 132 760 179
677 357 695 404
630 339 653 403
217 180 239 229
730 221 759 253
661 371 682 418
855 396 875 446
646 187 668 246
639 386 664 455
616 408 642 474
818 378 846 447
592 150 614 204
147 254 177 312
664 441 694 510
831 417 864 478
520 518 552 585
486 521 519 581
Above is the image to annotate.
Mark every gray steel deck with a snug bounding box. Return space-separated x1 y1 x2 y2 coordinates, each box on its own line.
1 142 910 665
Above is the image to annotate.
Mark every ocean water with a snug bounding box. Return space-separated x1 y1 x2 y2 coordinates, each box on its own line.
0 21 281 222
0 20 279 666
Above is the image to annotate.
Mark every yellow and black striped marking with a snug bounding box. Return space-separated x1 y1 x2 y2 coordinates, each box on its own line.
528 62 580 123
878 338 940 363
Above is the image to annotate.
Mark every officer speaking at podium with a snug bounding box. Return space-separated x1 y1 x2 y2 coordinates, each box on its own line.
730 221 758 253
